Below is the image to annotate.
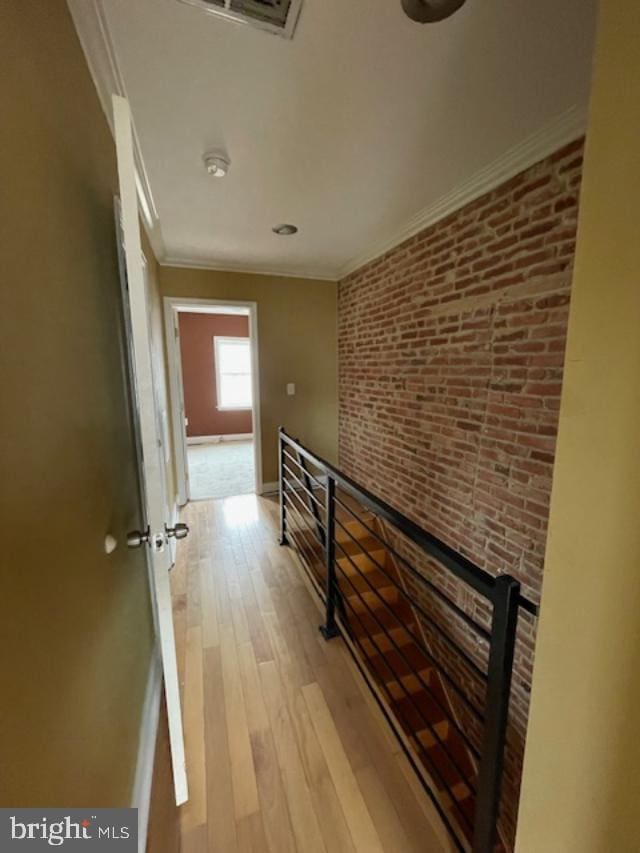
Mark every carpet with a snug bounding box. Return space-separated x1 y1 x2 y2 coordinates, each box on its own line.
187 440 255 500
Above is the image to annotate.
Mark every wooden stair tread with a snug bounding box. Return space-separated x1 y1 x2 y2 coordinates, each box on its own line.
366 642 433 681
337 549 388 576
392 690 448 731
344 603 416 636
335 533 380 557
385 669 434 700
335 516 376 543
358 626 415 657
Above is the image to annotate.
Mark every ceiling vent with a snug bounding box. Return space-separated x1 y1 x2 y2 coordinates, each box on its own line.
178 0 303 39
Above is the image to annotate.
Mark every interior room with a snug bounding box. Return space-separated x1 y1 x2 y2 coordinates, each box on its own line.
176 306 257 500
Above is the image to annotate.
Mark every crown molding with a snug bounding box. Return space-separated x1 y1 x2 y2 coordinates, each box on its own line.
161 255 338 282
67 0 166 261
338 104 588 280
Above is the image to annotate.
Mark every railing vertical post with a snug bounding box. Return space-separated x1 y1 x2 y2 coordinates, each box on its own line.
473 574 520 852
278 428 288 546
319 476 340 640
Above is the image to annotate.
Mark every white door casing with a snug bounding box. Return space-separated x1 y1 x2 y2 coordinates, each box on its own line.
163 297 264 501
113 94 188 805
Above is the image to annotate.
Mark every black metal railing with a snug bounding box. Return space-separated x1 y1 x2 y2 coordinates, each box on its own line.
278 427 537 853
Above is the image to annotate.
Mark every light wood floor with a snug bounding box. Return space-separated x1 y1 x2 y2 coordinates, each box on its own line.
170 493 453 853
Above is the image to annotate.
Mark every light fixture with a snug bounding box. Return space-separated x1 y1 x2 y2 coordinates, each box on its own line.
272 224 298 236
203 150 230 178
402 0 468 23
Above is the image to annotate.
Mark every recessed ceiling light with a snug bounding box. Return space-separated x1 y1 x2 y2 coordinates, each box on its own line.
203 150 230 178
272 224 298 236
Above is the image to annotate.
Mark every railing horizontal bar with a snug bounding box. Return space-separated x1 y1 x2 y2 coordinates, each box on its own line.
336 622 467 853
334 535 485 728
338 589 478 819
282 448 326 491
333 548 482 760
280 429 539 616
334 511 491 659
288 503 324 558
281 428 538 616
281 432 498 601
333 540 486 687
334 498 492 642
284 486 479 790
282 463 327 512
285 492 324 549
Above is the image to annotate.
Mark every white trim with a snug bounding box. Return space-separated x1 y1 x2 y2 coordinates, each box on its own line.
164 306 189 506
131 648 162 853
186 433 253 445
161 255 337 282
338 105 587 279
67 0 166 260
260 481 279 495
164 297 264 500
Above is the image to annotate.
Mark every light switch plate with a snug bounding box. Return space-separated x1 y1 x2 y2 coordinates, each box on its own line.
287 383 296 396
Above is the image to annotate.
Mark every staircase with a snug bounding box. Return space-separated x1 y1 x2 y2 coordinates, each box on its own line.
278 428 533 853
294 508 481 849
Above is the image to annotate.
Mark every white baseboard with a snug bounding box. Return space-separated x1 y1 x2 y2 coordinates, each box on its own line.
131 648 162 853
260 481 279 495
187 433 253 445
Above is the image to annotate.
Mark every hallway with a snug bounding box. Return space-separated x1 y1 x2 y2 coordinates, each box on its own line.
170 494 452 853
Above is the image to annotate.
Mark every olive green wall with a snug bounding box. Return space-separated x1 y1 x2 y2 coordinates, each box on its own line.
159 267 338 486
516 1 640 849
0 0 155 805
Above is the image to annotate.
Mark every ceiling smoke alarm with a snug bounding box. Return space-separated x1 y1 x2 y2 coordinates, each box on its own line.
203 151 231 177
402 0 468 23
272 223 298 236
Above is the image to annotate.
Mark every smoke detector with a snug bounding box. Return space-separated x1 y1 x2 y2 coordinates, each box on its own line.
203 151 230 178
178 0 303 40
272 223 298 236
402 0 468 23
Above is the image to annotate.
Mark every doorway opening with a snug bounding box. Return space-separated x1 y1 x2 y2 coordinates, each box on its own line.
164 298 262 503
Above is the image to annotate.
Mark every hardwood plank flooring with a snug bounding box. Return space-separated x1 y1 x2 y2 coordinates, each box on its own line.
169 494 453 853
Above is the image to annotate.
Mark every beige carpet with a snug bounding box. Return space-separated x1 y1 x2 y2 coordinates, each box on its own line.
187 440 255 500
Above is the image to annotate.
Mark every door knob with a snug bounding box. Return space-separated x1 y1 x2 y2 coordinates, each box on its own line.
166 522 189 540
127 527 150 549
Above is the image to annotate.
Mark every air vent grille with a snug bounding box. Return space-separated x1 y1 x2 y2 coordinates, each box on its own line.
179 0 303 39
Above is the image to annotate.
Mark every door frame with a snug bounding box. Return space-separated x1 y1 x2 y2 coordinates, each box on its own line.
163 296 263 503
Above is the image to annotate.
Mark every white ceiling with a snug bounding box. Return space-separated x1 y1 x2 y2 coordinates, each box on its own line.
96 0 597 279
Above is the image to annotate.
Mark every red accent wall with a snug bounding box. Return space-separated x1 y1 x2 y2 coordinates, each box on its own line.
338 139 583 846
178 312 253 437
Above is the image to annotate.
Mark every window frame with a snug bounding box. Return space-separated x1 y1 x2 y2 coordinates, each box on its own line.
213 335 253 411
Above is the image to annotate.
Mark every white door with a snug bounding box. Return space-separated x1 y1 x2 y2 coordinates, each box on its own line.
113 94 188 805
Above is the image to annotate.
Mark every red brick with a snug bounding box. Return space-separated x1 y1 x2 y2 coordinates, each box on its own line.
337 139 584 849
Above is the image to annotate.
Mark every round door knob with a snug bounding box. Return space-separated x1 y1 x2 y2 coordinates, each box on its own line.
166 522 189 540
127 527 150 549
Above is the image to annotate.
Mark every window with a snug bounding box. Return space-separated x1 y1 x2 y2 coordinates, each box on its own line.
214 337 252 410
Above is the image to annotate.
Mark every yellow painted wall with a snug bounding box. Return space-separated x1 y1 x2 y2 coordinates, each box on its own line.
159 267 338 486
515 2 640 850
0 1 155 805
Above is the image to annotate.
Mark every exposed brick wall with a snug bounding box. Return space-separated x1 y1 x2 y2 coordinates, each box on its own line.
338 139 583 847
